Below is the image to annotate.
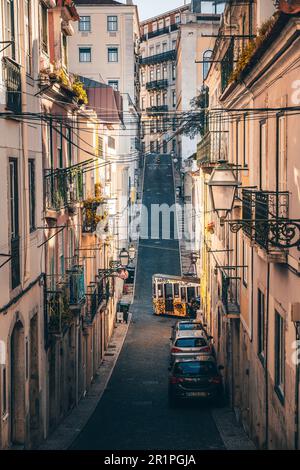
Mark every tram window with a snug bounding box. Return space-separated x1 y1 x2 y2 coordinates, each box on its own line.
174 283 180 298
153 283 156 297
165 283 173 299
187 287 196 302
181 287 187 302
157 284 164 298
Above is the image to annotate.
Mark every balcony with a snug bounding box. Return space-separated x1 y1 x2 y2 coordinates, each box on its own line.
221 271 240 318
140 23 179 42
44 168 84 214
221 38 235 93
2 57 22 113
146 105 168 115
240 190 291 254
82 197 107 234
140 50 177 66
146 79 168 91
68 266 85 307
86 279 110 322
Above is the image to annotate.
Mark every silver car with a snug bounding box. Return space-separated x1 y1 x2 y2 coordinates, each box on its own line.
171 320 210 342
170 330 213 364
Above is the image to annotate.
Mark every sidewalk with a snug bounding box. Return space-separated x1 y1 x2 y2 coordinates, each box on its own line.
38 318 131 450
212 408 256 450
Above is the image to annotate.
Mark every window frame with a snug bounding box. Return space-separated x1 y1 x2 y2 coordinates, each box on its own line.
79 15 91 32
257 288 265 362
275 310 285 403
79 47 91 63
28 159 36 232
108 80 119 91
107 15 118 32
107 47 119 63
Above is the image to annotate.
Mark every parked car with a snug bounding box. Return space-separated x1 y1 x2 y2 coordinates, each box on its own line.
170 330 213 363
171 320 211 342
168 355 224 406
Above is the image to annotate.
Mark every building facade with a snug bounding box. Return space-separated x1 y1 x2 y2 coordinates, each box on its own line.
68 0 141 249
196 0 300 449
139 5 188 157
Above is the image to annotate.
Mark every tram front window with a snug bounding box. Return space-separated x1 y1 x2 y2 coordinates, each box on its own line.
187 287 196 303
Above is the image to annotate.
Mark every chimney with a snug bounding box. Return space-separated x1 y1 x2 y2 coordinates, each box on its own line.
126 0 133 5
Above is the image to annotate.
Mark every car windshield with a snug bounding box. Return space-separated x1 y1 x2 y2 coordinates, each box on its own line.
175 338 207 348
179 323 203 331
174 361 217 376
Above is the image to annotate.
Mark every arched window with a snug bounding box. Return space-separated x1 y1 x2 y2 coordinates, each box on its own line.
203 49 213 80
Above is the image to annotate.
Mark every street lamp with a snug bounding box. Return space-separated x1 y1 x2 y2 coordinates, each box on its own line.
208 161 240 225
119 248 129 267
128 244 136 261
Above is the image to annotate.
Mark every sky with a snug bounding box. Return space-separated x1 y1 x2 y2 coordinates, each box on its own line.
134 0 187 21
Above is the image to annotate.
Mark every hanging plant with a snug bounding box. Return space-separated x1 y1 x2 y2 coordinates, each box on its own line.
72 78 88 105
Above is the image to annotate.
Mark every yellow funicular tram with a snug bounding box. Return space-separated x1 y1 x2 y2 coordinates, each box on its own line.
152 274 200 318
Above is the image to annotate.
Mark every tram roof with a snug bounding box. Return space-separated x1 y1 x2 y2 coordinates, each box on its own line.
153 274 200 285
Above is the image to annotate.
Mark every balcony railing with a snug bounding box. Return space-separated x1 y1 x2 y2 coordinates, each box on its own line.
86 279 110 322
44 168 84 212
221 38 235 93
197 131 212 166
140 23 179 42
140 50 177 65
146 79 168 91
68 266 85 306
240 190 290 251
221 271 240 317
2 57 22 113
146 105 168 115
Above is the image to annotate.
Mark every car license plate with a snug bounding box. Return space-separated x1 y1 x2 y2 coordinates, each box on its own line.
186 392 208 397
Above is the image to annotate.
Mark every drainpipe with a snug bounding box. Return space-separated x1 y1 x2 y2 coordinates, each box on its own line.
265 262 270 449
295 323 300 450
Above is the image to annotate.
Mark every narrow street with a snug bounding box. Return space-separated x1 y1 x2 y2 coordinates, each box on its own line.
72 155 225 450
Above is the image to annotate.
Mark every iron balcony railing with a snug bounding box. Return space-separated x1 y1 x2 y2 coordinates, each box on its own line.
197 131 212 166
146 105 168 115
87 279 110 322
146 79 168 91
241 190 290 250
140 50 177 65
2 57 22 113
140 23 179 42
221 37 235 93
221 271 240 316
44 168 84 212
68 265 85 306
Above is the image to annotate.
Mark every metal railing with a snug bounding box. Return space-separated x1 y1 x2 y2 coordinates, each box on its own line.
140 23 179 42
87 279 110 322
241 190 290 250
221 38 235 93
140 50 177 65
2 57 22 113
68 266 85 306
221 271 240 316
44 168 84 211
146 105 169 114
146 79 168 91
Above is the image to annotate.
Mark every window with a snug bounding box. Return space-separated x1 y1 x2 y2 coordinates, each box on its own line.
242 239 248 287
108 47 118 62
163 42 167 52
66 127 72 166
1 367 7 416
156 66 161 81
152 21 157 32
203 50 212 80
157 94 161 107
57 124 63 168
175 14 180 24
9 158 20 289
172 63 176 80
275 311 285 400
150 141 155 153
150 46 154 56
79 16 91 32
150 95 155 107
28 160 36 232
25 0 32 74
107 16 118 32
108 80 119 91
4 0 16 59
62 34 68 68
243 113 248 167
141 71 145 85
163 141 168 153
278 115 287 191
79 47 91 62
158 20 164 30
172 139 176 152
59 231 64 276
163 65 168 80
172 40 176 50
172 90 176 107
150 68 154 81
173 117 177 131
257 289 265 360
40 1 48 54
108 136 115 149
156 44 161 55
163 92 167 105
141 97 145 111
259 121 267 190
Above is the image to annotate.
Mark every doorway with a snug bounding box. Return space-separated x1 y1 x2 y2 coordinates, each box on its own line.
10 320 25 445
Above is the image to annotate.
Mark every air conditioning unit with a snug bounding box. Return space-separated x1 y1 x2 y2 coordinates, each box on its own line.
291 303 300 322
